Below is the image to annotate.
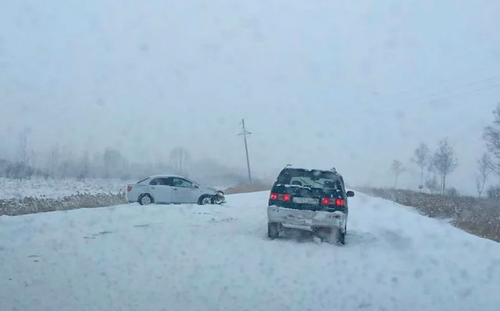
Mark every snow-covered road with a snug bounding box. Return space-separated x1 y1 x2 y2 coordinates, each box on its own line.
1 191 500 311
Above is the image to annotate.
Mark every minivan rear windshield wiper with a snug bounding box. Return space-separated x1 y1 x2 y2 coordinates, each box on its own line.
278 183 312 190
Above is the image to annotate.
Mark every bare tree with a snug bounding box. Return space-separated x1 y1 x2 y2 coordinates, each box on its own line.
425 175 440 194
446 187 459 197
18 130 29 164
170 147 191 175
48 144 60 178
411 143 429 191
91 151 103 178
102 148 123 179
16 129 32 180
155 156 172 173
483 103 500 175
475 153 491 197
486 184 500 199
79 151 91 181
390 160 405 188
0 159 8 177
58 146 74 180
431 137 458 194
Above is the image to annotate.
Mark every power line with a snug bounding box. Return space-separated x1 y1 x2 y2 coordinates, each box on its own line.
376 63 500 100
405 74 500 103
387 74 500 106
372 82 500 116
339 78 500 119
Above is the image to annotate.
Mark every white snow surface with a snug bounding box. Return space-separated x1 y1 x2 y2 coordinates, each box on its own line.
1 191 500 311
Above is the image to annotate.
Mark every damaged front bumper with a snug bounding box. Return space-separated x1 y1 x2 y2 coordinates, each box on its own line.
212 191 226 204
267 205 346 230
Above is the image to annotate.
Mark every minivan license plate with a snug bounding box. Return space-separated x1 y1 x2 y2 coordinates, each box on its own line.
293 197 319 204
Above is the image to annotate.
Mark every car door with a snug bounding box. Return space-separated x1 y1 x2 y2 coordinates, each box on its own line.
148 178 173 203
170 177 198 203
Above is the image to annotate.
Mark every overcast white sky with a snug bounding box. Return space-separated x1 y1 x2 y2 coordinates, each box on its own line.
1 0 499 193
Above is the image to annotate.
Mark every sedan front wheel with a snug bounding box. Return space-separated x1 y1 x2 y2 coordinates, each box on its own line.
198 195 213 205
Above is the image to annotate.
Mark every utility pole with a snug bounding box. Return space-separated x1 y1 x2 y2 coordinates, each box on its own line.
238 118 252 184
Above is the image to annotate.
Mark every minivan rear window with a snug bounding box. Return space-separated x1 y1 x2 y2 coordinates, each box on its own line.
276 169 342 190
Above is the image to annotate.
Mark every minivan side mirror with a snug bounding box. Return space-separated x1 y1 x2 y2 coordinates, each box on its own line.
346 190 355 197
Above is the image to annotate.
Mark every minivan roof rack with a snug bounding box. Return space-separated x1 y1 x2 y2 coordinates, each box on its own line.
283 164 339 174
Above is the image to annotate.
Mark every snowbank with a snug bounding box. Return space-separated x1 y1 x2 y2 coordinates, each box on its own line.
0 177 129 216
359 187 500 242
0 177 127 200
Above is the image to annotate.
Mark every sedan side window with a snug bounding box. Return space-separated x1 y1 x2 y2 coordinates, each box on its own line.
150 178 169 186
149 178 161 185
163 178 175 186
172 178 193 188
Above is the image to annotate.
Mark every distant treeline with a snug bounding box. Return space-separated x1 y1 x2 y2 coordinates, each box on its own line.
388 103 500 199
0 141 256 186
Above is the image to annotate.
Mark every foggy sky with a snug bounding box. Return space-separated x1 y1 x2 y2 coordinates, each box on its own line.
1 0 499 194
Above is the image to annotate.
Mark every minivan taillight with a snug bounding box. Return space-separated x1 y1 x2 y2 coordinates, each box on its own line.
270 192 291 201
127 185 133 192
321 198 345 206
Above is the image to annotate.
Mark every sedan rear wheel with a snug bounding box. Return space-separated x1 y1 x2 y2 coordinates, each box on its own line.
139 194 153 205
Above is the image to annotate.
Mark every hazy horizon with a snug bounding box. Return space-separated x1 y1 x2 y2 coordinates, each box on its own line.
1 0 499 194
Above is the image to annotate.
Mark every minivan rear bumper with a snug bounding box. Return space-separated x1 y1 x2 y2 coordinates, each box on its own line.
267 205 346 229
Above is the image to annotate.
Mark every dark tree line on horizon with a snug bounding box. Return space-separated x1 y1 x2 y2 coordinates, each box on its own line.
0 138 251 187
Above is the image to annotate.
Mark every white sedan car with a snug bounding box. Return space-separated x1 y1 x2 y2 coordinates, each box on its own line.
126 174 226 206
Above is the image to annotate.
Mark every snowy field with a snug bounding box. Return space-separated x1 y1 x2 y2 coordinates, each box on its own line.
0 177 131 199
1 191 500 311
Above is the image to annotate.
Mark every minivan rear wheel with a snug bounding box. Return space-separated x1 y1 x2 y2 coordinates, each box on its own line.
337 228 346 245
268 222 280 239
320 227 345 245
